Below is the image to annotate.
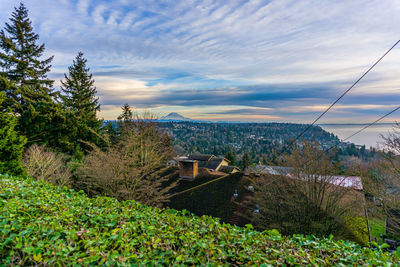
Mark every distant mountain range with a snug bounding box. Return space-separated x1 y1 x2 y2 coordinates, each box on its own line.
159 113 243 123
159 114 396 125
160 112 193 121
107 112 394 126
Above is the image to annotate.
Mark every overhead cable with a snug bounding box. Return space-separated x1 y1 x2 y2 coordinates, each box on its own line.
276 39 400 157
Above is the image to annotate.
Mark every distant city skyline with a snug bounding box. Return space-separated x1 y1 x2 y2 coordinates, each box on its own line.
0 0 399 123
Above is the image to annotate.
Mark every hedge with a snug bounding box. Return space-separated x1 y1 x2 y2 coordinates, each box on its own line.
0 175 399 265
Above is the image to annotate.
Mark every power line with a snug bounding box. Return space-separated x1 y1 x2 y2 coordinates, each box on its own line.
184 106 398 195
169 107 399 199
342 107 400 143
168 174 230 198
168 173 254 198
275 39 400 158
325 106 400 152
171 40 400 197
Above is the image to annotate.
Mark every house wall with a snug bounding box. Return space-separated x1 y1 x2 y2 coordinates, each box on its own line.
221 159 229 167
214 159 230 171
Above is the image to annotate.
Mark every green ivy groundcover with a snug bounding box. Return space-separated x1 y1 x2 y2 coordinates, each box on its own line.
0 175 399 265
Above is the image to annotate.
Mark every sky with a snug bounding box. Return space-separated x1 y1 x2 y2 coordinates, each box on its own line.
0 0 399 123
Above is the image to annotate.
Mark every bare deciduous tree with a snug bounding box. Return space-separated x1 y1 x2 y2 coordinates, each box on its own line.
22 144 72 187
380 123 400 239
249 142 364 239
77 111 177 207
285 142 355 221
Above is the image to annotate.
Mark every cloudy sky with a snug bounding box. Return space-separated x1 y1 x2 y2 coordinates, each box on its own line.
1 0 399 123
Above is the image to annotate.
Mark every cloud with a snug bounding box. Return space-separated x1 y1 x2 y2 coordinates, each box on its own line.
0 0 399 122
77 0 90 15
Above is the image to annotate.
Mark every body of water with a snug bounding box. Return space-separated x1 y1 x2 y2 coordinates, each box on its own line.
319 123 396 148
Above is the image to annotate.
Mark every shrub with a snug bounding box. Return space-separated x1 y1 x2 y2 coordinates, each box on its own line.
342 215 369 246
22 144 72 187
77 115 176 207
0 90 26 176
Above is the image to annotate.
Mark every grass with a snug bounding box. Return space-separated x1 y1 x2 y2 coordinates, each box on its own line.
369 218 386 243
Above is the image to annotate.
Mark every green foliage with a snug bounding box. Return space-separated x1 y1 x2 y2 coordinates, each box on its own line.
0 176 399 265
102 122 119 145
61 52 99 114
0 91 26 176
369 218 385 243
17 94 67 148
241 151 251 169
342 216 369 246
0 4 69 152
0 3 54 88
117 103 134 134
224 149 237 165
60 52 102 156
157 121 376 165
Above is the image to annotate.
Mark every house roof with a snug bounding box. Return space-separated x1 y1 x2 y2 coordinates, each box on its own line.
188 154 215 161
329 176 363 190
254 165 363 190
289 174 363 190
255 165 294 176
203 158 225 170
219 165 240 172
178 159 198 163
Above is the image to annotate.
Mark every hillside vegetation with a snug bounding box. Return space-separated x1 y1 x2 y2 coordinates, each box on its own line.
1 175 399 266
157 121 377 166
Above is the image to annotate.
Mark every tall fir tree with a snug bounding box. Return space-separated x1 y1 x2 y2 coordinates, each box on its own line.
60 52 102 156
0 3 67 151
241 151 251 170
118 103 133 121
117 103 134 133
103 122 119 145
0 78 26 176
61 52 99 115
0 3 54 91
224 149 237 165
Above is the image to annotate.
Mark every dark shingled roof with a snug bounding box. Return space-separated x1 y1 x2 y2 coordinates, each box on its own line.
188 154 215 161
204 158 225 170
185 154 231 170
219 165 240 173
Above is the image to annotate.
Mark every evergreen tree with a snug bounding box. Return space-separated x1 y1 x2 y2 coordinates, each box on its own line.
61 52 99 115
241 151 251 170
118 103 133 121
117 103 134 132
0 87 26 176
0 3 67 150
60 52 102 156
0 3 54 91
225 150 236 165
103 122 119 145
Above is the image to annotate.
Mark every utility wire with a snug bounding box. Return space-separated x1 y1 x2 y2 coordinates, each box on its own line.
168 173 255 198
168 174 230 198
170 41 400 197
325 105 400 152
275 39 400 158
169 107 399 199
